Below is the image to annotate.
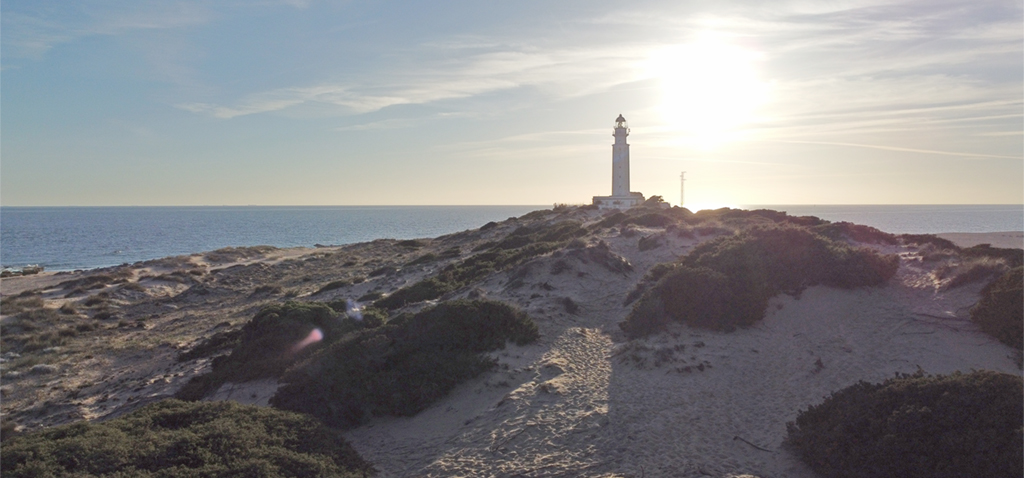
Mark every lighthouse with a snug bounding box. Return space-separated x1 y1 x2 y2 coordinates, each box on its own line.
593 114 645 209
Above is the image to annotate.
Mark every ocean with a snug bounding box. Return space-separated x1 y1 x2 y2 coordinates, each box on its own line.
1 204 1021 272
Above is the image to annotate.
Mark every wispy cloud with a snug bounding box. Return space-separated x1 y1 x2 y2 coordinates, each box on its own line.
177 43 646 118
2 2 211 60
772 139 1023 160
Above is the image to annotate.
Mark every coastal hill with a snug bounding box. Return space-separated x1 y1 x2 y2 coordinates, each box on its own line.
1 204 1021 477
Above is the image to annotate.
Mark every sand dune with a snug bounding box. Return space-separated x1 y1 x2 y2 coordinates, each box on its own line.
1 213 1019 477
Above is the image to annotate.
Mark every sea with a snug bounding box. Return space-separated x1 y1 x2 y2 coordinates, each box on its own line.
1 204 1021 272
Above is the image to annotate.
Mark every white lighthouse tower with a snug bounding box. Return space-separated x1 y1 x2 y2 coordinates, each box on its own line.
593 114 645 209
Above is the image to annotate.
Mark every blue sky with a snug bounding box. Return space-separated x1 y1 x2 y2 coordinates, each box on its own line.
2 0 1021 207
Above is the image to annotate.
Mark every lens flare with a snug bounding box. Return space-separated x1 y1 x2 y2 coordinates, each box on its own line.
346 299 363 321
290 327 323 354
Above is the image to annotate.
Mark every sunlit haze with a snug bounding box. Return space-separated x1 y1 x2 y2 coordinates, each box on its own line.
2 0 1021 206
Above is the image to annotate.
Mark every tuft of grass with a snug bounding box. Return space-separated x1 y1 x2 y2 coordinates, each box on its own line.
786 371 1022 478
936 257 1009 289
1 295 44 315
0 399 372 478
272 299 538 428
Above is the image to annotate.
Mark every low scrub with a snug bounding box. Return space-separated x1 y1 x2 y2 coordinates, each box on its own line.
0 399 372 478
813 221 897 245
375 222 586 309
272 299 538 428
175 302 368 401
935 257 1009 289
621 226 899 337
785 371 1023 478
313 279 352 295
971 266 1023 351
204 245 277 263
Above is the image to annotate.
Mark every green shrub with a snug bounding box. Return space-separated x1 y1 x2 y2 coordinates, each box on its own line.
272 299 538 428
313 279 351 295
590 212 628 230
357 291 384 302
813 221 897 244
971 266 1023 351
621 226 899 336
626 213 676 227
375 222 586 310
637 234 662 251
407 252 439 266
786 371 1023 478
0 399 372 478
0 295 44 315
175 302 357 401
961 244 1024 269
899 234 959 250
372 277 456 309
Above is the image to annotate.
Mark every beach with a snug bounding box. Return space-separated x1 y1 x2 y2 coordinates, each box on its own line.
1 211 1020 477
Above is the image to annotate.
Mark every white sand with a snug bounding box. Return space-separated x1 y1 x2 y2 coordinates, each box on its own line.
3 225 1018 477
342 232 1020 477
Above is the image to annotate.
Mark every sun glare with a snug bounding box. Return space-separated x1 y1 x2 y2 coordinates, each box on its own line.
648 34 769 148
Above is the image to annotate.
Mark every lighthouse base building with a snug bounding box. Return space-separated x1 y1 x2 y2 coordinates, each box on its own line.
593 114 645 210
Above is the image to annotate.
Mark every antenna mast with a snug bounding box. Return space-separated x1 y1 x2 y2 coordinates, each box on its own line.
680 171 686 208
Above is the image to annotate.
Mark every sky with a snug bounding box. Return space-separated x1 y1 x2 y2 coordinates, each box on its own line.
2 0 1021 208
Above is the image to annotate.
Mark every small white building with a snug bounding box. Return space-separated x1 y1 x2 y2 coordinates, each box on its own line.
593 114 645 209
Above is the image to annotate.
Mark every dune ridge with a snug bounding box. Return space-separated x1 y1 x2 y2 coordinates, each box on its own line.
1 207 1020 477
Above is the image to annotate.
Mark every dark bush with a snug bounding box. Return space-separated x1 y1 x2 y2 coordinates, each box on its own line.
626 213 676 227
177 329 242 363
786 371 1023 478
899 234 959 250
372 277 456 309
0 399 371 478
313 279 351 295
397 239 425 249
357 291 384 302
813 221 897 244
637 234 662 251
621 226 899 336
971 266 1023 351
175 302 356 400
590 212 628 230
272 299 538 428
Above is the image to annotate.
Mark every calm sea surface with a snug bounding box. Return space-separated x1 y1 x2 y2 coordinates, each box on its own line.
1 204 1021 271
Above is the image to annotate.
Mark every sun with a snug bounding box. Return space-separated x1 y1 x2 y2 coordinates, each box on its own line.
647 34 769 148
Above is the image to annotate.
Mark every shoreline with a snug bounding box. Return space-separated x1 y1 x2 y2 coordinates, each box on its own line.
4 230 1021 275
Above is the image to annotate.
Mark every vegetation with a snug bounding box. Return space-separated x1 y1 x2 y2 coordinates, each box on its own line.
272 299 538 428
313 279 352 295
786 371 1023 478
0 399 372 478
175 301 372 401
204 245 277 262
971 266 1023 352
374 222 586 309
621 226 899 337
